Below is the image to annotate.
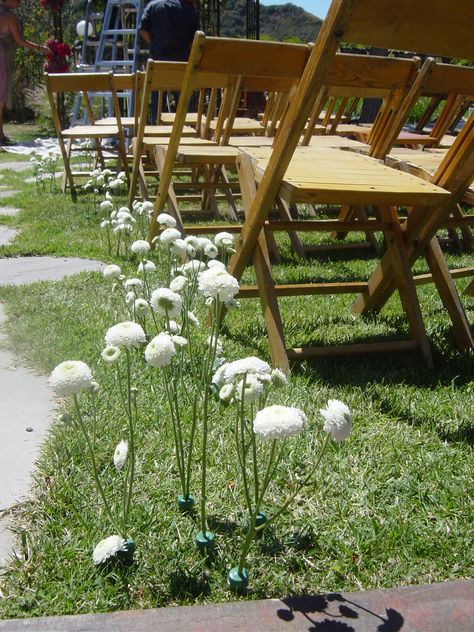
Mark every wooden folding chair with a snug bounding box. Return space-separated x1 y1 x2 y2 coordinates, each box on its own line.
147 35 311 237
126 61 217 207
45 72 130 200
227 0 474 372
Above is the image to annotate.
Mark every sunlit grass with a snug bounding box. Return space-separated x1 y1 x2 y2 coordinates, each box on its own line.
0 158 473 618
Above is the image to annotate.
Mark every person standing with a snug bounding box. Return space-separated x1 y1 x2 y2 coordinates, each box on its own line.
139 0 199 63
0 0 48 145
139 0 199 119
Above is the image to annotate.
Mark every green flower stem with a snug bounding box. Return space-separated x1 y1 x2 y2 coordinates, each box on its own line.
199 374 210 534
163 369 186 495
123 348 136 532
251 406 259 508
198 298 220 534
72 394 122 536
90 390 98 451
263 433 331 530
185 396 199 499
235 403 253 516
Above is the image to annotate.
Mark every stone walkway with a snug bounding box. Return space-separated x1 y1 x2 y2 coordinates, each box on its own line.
0 162 104 566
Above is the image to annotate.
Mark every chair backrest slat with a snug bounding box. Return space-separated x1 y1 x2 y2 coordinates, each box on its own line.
346 0 474 60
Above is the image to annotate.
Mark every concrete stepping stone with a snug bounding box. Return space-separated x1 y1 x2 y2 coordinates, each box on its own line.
0 206 21 217
0 161 31 172
0 255 104 564
0 227 18 246
0 305 54 567
0 256 104 286
0 190 20 199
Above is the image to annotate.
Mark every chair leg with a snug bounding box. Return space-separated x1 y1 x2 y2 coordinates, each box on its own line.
364 206 433 366
154 146 185 234
424 236 474 351
128 137 141 209
215 165 239 222
275 197 306 260
237 151 289 371
452 203 474 251
60 138 76 199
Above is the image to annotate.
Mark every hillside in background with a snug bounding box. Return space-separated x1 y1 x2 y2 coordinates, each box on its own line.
221 0 322 42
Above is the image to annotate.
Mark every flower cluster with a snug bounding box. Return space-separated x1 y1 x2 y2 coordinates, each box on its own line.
29 150 58 191
43 38 71 73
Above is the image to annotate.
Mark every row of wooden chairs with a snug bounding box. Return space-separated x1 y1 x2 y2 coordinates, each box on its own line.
45 1 474 369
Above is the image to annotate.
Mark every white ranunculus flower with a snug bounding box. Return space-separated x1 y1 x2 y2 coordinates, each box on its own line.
170 238 188 257
167 320 181 334
253 405 307 440
150 288 182 317
219 356 271 385
212 362 229 388
160 228 181 244
100 220 110 229
131 239 150 254
184 235 199 250
320 399 352 442
219 383 235 402
142 201 154 214
171 335 188 347
195 237 213 253
103 264 122 279
124 278 143 290
113 440 128 471
157 212 176 228
187 311 200 327
100 200 114 212
49 361 93 396
214 231 235 248
108 179 122 191
207 260 225 270
101 345 121 364
138 260 156 274
92 535 127 564
145 332 176 367
205 243 218 259
134 298 150 316
169 275 188 293
197 267 239 302
236 374 265 403
105 321 146 349
125 291 135 306
113 223 132 234
271 368 288 388
180 260 207 276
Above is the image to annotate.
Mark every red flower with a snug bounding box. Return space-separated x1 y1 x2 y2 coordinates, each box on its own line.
39 0 63 11
43 37 70 73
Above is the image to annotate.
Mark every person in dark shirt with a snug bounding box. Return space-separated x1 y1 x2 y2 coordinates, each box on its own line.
139 0 199 119
139 0 199 62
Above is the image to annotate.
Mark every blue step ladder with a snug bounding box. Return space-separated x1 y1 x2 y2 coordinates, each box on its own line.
72 0 143 122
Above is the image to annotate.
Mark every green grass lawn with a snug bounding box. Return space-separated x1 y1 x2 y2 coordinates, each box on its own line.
0 156 473 619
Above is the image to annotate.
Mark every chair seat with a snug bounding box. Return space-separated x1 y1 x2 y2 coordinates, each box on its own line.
95 116 135 127
354 126 436 146
63 125 119 137
308 135 368 149
243 146 451 206
160 112 199 125
144 124 196 137
209 117 265 135
142 137 217 148
175 145 240 164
